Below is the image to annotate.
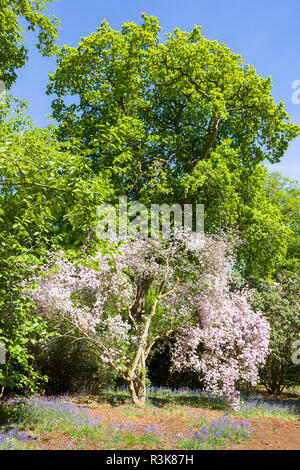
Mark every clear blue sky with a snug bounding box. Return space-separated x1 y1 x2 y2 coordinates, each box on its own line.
11 0 300 181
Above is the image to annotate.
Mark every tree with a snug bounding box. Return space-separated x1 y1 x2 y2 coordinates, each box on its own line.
0 97 110 394
26 234 270 408
0 97 112 252
46 14 299 277
0 0 59 88
244 173 300 396
250 271 300 396
0 294 53 398
264 172 300 263
234 165 292 278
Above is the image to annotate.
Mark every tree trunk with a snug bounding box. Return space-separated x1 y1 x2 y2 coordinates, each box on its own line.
127 347 147 405
274 381 282 399
127 376 146 406
130 277 152 321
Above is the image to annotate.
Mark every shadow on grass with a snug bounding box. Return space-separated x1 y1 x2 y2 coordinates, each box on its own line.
148 395 227 410
239 387 300 412
93 392 227 410
92 393 131 407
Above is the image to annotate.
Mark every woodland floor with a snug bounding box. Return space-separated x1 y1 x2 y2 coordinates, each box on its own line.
18 388 300 451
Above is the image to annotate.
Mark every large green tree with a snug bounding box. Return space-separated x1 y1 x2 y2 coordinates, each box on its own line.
47 15 299 277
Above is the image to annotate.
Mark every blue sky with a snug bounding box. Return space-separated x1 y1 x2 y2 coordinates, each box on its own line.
11 0 300 181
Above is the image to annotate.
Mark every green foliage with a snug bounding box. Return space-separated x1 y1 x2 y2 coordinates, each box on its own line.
265 172 300 262
0 0 59 88
236 165 292 277
34 335 117 394
0 294 53 394
247 174 300 395
0 97 112 250
250 271 300 395
47 14 299 277
0 97 111 394
0 10 299 398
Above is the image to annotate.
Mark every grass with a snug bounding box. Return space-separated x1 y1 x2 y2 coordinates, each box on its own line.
234 395 300 421
98 385 300 420
0 396 167 450
176 415 250 450
98 386 230 410
0 386 298 450
0 430 22 450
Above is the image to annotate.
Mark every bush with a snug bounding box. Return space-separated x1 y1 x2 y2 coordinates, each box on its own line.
250 272 300 396
33 335 117 395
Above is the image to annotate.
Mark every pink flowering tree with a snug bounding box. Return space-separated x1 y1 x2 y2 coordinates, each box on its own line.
25 234 270 407
171 279 271 409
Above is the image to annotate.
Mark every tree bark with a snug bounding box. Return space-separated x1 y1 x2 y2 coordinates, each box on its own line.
127 374 146 406
131 277 153 321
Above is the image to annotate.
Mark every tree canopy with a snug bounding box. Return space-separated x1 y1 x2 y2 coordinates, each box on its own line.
46 15 299 276
0 0 59 88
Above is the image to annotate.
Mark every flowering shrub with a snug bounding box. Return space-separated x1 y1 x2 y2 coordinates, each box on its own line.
172 286 271 409
25 234 270 408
